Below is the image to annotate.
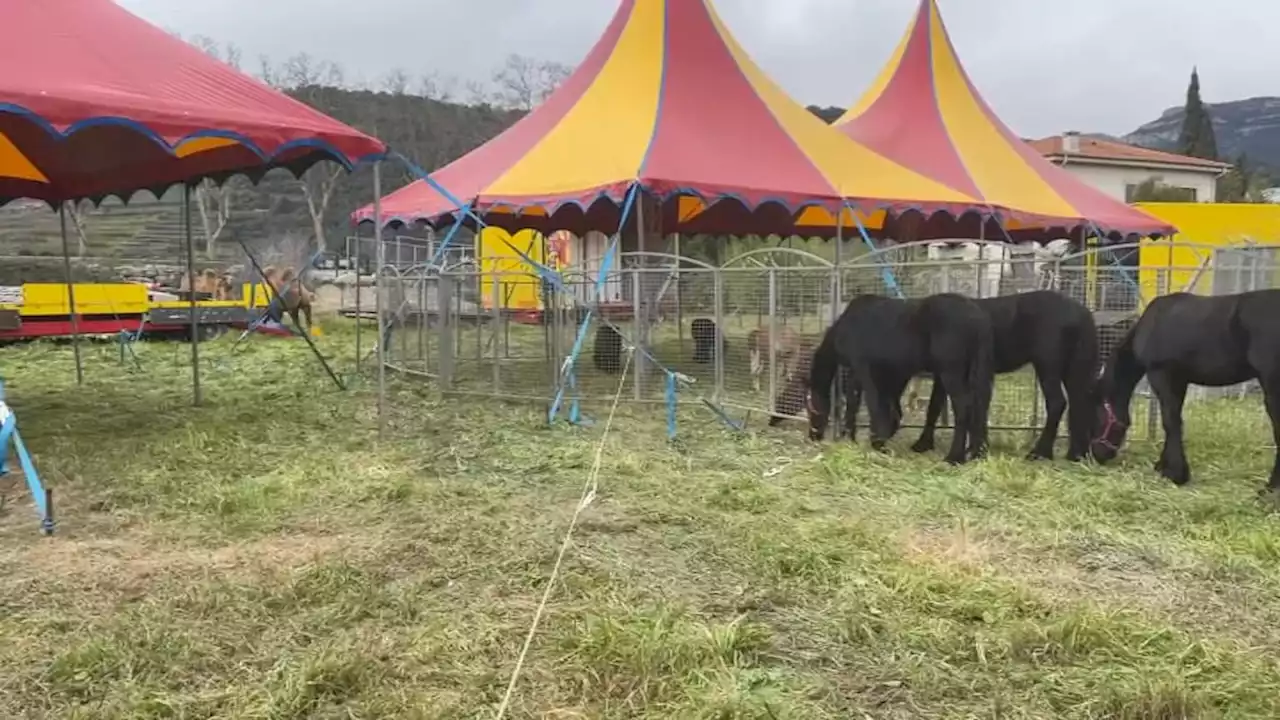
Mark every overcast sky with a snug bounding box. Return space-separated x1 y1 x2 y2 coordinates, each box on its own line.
118 0 1274 139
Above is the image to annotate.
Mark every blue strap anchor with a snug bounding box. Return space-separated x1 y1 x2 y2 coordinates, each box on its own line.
0 378 54 535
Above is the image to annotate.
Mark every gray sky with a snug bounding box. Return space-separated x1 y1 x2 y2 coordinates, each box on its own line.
118 0 1274 139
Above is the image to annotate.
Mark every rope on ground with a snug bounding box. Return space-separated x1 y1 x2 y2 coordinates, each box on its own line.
493 344 635 720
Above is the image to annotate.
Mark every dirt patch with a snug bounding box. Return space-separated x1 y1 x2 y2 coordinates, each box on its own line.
0 531 353 606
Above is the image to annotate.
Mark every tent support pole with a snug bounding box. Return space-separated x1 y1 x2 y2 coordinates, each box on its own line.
183 184 202 406
58 204 83 386
374 162 386 436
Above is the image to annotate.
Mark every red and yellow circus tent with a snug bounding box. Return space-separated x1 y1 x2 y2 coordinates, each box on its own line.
354 0 1010 239
835 0 1174 240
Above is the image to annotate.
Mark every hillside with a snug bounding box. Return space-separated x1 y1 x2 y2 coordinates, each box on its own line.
1125 96 1280 167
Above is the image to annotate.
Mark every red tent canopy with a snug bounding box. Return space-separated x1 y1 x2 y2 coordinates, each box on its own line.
0 0 385 207
836 0 1174 241
353 0 997 239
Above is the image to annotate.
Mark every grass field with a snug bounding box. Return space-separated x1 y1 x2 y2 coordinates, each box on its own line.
3 322 1280 718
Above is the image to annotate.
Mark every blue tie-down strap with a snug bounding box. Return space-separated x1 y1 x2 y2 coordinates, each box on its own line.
0 387 53 535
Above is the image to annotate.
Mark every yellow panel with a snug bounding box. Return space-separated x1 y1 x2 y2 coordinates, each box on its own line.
0 131 47 182
21 283 148 317
708 5 977 216
1136 202 1280 244
174 136 242 158
477 227 545 311
486 0 662 196
1136 203 1280 305
837 9 917 124
927 6 1076 218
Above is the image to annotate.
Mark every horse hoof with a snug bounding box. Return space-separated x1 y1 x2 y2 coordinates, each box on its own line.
1162 468 1191 486
944 454 967 466
1025 450 1053 462
910 439 934 454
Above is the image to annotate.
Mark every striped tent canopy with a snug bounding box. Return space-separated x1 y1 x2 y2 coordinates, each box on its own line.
354 0 1011 239
836 0 1175 241
0 0 385 208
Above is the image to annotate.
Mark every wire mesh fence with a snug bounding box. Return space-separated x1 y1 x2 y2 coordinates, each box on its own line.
373 237 1280 441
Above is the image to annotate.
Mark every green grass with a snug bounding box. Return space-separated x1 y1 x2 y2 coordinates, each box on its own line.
3 320 1280 718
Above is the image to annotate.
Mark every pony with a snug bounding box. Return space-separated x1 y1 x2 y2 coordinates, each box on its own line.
593 323 624 374
807 293 994 464
690 318 726 364
1091 290 1280 493
746 325 803 393
913 290 1098 461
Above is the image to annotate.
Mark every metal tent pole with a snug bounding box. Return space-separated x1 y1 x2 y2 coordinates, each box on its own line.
373 163 386 435
58 204 83 385
183 185 202 406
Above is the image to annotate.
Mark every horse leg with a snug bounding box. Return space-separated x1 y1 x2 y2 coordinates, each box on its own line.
856 365 891 452
844 371 861 442
1147 369 1191 485
912 377 944 453
1064 374 1094 462
1259 376 1280 493
1028 365 1066 460
938 368 972 465
750 347 762 392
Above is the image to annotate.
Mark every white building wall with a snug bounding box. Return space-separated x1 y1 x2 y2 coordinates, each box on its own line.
1051 162 1218 203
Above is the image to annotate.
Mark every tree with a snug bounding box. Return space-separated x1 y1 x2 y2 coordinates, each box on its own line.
491 54 571 109
1217 153 1271 203
1127 177 1198 203
194 178 236 259
65 201 91 258
299 163 345 251
380 68 411 95
1177 68 1219 161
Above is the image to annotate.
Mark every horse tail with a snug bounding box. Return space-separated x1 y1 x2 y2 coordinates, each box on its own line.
1067 308 1100 393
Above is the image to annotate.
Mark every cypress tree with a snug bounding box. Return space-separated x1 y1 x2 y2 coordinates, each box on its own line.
1177 68 1219 160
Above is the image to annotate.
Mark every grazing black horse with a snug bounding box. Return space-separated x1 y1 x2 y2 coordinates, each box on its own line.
913 291 1098 461
807 293 995 464
593 324 624 374
1092 290 1280 492
690 318 726 364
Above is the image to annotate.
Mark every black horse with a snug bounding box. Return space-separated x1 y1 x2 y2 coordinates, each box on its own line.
913 291 1098 461
1092 290 1280 492
690 318 726 364
593 324 624 374
807 293 994 464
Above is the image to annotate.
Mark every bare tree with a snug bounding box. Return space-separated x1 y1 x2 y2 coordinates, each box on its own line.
65 201 90 258
381 68 410 95
492 53 572 109
258 55 281 88
223 43 242 71
299 163 344 251
282 53 323 88
418 72 458 102
188 34 219 57
321 62 346 89
194 178 235 259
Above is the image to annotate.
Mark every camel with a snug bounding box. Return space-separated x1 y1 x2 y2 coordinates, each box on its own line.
746 325 804 393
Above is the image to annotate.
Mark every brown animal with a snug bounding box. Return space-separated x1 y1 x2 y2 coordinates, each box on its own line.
178 269 221 296
214 274 236 301
274 266 315 332
746 325 803 393
768 336 815 422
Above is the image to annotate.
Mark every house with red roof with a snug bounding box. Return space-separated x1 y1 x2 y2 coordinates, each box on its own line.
1027 132 1231 204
